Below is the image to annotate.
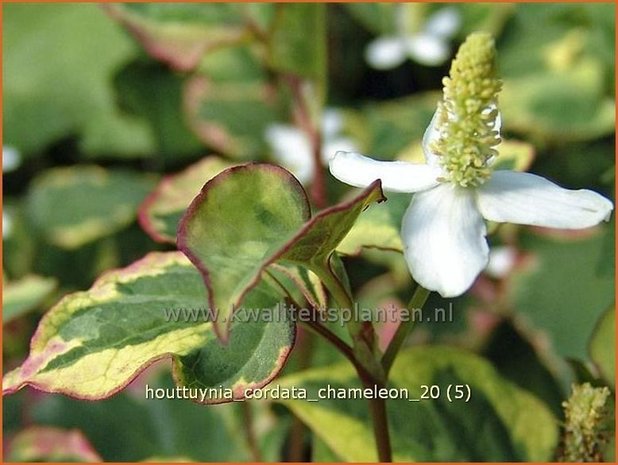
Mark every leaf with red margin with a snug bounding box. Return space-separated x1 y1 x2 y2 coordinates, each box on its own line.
183 75 283 160
2 252 295 403
138 156 232 243
104 3 252 71
177 163 384 340
6 426 102 462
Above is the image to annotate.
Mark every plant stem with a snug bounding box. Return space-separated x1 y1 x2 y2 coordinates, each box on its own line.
302 320 354 363
286 75 327 208
366 381 393 462
313 261 392 461
287 328 314 461
241 402 261 461
381 284 431 375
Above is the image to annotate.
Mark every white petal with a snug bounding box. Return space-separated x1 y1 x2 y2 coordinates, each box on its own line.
424 7 461 39
329 151 441 193
321 137 359 164
422 108 443 167
405 33 450 66
477 170 614 229
365 36 407 70
402 184 489 297
265 124 314 183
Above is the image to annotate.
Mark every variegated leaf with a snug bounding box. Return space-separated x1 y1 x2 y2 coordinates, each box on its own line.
178 163 384 340
3 252 294 403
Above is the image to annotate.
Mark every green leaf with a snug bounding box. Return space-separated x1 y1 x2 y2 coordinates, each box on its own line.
482 319 565 418
184 43 286 160
276 346 559 461
3 3 154 158
26 166 156 249
352 92 441 158
178 163 384 339
2 252 295 403
491 139 536 171
509 228 614 359
105 3 250 71
337 192 409 255
498 4 614 80
28 376 286 461
139 156 232 243
113 61 203 160
178 164 311 339
312 436 344 461
501 60 615 143
2 275 57 324
270 4 326 81
6 426 101 462
589 306 615 388
343 4 397 34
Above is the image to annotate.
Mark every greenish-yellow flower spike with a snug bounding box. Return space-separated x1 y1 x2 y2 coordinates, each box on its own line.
432 32 502 188
558 383 613 462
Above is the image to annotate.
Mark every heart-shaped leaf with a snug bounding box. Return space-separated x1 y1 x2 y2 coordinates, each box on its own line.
3 252 295 403
138 156 232 243
178 163 384 340
177 164 311 339
184 75 283 160
105 3 250 71
4 3 153 158
276 346 559 461
27 166 155 249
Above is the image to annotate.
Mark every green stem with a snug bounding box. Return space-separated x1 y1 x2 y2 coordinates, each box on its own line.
313 263 376 362
241 402 261 461
381 284 431 375
313 261 392 462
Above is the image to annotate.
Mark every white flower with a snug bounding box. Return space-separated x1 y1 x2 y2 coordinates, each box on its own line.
332 32 614 298
485 246 517 279
3 145 21 173
329 115 613 297
365 7 460 69
3 211 14 239
265 109 358 184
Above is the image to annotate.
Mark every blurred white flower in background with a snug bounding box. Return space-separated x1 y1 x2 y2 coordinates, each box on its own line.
3 211 14 239
265 109 359 184
485 246 518 279
365 6 460 69
3 145 22 173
